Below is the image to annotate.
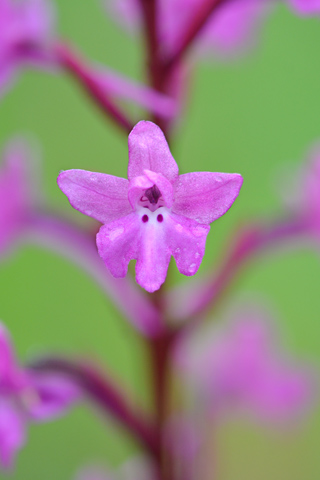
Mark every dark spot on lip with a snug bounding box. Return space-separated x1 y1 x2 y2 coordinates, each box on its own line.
144 184 161 204
157 214 163 223
142 214 149 223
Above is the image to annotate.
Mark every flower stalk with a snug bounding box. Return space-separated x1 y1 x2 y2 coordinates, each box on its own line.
55 42 134 133
29 356 160 457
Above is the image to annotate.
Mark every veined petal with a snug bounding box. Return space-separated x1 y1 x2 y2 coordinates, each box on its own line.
172 172 243 224
57 170 132 224
166 213 210 276
97 213 140 278
128 121 179 183
0 399 26 470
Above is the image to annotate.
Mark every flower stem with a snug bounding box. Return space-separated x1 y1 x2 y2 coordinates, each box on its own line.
164 0 229 71
150 331 175 480
55 42 134 133
30 356 159 457
138 0 174 138
27 213 165 337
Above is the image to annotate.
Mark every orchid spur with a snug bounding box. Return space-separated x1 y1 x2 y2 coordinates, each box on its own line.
58 121 243 292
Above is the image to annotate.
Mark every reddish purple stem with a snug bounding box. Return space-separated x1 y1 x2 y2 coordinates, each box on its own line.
30 356 159 457
55 42 134 133
164 0 229 70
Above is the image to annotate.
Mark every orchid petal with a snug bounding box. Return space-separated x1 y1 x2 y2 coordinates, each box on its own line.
127 175 154 209
0 324 25 389
0 399 26 470
97 211 171 292
173 172 243 224
0 324 15 384
144 170 174 208
28 373 79 420
57 170 132 224
167 213 209 276
128 121 179 183
128 171 174 209
97 213 140 279
135 212 171 293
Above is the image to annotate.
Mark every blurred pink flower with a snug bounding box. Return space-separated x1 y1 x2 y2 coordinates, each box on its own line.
105 0 271 57
58 120 242 292
0 323 79 469
285 143 320 240
175 306 314 422
0 139 40 258
0 0 55 96
288 0 320 15
94 66 178 120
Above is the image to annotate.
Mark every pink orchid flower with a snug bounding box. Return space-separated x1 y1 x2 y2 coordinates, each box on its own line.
105 0 271 57
58 121 242 292
0 139 40 257
0 323 79 469
0 0 55 96
175 306 313 422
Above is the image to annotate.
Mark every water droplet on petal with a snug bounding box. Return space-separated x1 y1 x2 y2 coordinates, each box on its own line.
189 263 197 273
175 247 180 254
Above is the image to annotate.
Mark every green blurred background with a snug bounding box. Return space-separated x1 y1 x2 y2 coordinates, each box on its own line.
1 2 320 479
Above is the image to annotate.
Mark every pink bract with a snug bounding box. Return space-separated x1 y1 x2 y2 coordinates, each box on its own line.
175 306 313 422
0 323 79 469
58 121 243 292
0 0 55 96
